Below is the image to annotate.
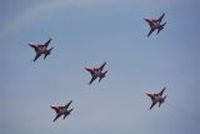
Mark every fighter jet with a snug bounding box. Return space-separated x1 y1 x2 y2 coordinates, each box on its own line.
51 100 73 122
28 38 54 62
146 87 167 110
144 13 166 37
85 62 108 85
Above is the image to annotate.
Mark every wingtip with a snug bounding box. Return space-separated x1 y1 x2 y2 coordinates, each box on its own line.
144 18 149 22
49 47 54 51
28 43 34 47
146 93 151 96
164 95 167 99
146 34 150 37
50 105 56 110
69 100 73 104
88 82 92 85
50 105 54 109
85 67 90 72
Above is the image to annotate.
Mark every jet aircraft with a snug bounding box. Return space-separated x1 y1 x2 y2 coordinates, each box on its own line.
51 100 73 122
28 38 54 62
85 62 108 85
146 87 167 110
144 13 166 37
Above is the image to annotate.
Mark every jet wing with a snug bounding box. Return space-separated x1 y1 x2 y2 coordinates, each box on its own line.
89 76 97 85
99 62 107 71
33 53 41 62
159 87 166 96
157 13 165 23
147 28 155 37
53 114 61 122
144 18 154 28
44 38 52 47
146 93 155 101
149 102 157 110
28 44 36 48
29 44 38 52
51 106 60 113
85 68 95 75
65 100 72 109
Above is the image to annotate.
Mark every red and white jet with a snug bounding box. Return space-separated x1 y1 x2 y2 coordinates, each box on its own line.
144 13 166 37
51 100 73 122
28 38 54 62
85 62 108 85
146 87 167 110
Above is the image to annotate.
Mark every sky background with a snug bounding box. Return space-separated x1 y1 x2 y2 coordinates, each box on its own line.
0 0 200 134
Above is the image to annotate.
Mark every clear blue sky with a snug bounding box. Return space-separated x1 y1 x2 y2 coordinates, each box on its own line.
1 0 200 134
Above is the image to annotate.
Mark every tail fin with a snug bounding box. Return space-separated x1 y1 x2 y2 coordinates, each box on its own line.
162 22 167 27
48 47 54 53
69 108 74 113
99 70 108 82
159 95 167 107
44 47 54 60
163 95 167 101
63 108 74 119
157 22 166 35
103 70 108 75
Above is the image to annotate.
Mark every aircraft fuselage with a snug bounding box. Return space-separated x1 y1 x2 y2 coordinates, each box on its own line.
93 70 103 77
36 46 48 54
